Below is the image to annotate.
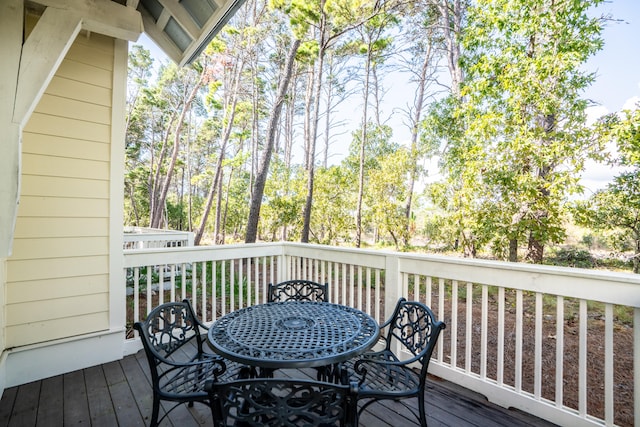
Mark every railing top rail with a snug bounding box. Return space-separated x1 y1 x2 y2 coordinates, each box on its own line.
123 241 284 267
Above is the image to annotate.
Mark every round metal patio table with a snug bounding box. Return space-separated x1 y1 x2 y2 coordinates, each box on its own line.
207 301 380 369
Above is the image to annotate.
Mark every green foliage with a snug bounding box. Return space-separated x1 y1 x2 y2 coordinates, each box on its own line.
571 105 640 272
546 247 595 269
426 0 604 261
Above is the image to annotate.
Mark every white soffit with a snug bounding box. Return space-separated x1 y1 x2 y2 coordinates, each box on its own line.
137 0 247 66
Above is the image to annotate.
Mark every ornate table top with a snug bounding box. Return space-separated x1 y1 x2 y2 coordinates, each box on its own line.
207 301 380 369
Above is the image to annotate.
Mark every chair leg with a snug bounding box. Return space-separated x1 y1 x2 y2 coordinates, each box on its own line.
151 395 160 427
418 393 428 427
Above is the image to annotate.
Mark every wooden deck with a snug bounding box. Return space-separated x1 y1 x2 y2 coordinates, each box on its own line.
0 350 558 427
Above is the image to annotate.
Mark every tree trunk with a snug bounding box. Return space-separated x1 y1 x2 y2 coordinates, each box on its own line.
355 47 372 248
194 61 244 245
509 239 518 262
150 70 206 228
404 41 433 246
634 237 640 274
437 0 465 97
302 20 327 243
246 39 301 243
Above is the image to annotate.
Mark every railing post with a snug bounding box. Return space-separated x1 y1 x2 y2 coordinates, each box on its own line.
384 252 401 320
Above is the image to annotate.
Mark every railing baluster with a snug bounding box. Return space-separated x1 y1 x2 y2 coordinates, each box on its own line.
366 268 371 314
254 257 259 306
466 282 472 373
349 264 355 308
202 261 207 322
181 262 186 301
579 299 587 417
535 292 542 399
515 289 523 392
133 267 140 331
438 277 445 363
634 307 640 427
146 265 152 315
221 261 227 316
481 284 487 379
357 266 363 310
375 269 381 324
238 258 244 309
191 262 197 312
231 259 236 311
170 265 175 304
555 295 564 408
451 280 458 369
604 303 613 426
212 260 217 321
159 265 165 306
497 286 505 386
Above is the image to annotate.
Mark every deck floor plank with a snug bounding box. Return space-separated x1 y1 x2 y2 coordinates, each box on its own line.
63 370 90 425
0 350 559 427
102 360 146 427
0 384 17 426
36 375 63 427
84 365 118 427
8 381 40 427
119 352 154 425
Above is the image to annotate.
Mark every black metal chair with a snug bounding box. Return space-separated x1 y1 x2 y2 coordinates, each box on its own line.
349 298 445 427
266 280 332 380
206 378 359 427
268 279 329 302
134 299 249 426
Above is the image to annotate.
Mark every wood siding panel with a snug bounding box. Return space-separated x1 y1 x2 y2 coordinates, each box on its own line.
21 154 109 181
47 76 111 106
65 40 114 71
23 133 109 161
7 256 108 283
34 93 111 124
18 196 109 218
13 218 108 239
6 275 108 305
6 312 109 348
55 59 112 89
21 175 109 199
11 237 109 261
6 294 108 326
23 113 110 142
72 31 115 55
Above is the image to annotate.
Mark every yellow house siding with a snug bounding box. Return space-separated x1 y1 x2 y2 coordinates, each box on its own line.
13 217 109 239
6 276 108 304
6 28 115 348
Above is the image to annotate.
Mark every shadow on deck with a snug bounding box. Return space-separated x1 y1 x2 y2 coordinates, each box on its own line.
0 350 557 427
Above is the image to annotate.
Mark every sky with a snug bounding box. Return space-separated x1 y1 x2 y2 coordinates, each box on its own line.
579 0 640 196
137 0 640 196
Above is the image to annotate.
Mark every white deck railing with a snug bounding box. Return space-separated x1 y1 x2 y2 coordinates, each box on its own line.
123 242 639 427
123 226 194 249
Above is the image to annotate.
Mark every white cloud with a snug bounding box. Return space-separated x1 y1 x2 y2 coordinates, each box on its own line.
622 95 640 111
585 105 609 125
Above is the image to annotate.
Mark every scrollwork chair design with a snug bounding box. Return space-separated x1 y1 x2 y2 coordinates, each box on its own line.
350 298 445 427
268 279 329 302
134 299 248 426
206 378 359 427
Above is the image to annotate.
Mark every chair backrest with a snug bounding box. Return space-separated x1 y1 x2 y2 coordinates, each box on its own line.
267 280 329 302
382 298 445 374
208 378 358 427
133 299 207 367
